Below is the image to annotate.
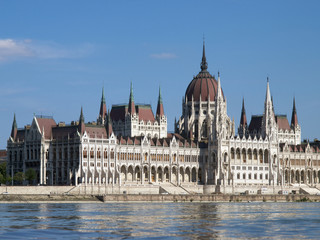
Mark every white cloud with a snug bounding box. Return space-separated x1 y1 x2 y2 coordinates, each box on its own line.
150 53 177 59
0 39 34 61
0 38 94 62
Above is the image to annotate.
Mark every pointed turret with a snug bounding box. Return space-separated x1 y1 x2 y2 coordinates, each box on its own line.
291 97 298 127
128 82 135 115
79 107 85 134
240 98 247 127
216 72 223 100
98 87 107 125
106 110 113 138
238 98 247 137
10 113 17 140
200 40 208 71
156 86 164 117
262 78 276 138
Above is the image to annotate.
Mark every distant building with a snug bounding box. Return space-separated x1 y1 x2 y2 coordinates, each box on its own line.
0 150 6 164
6 43 320 192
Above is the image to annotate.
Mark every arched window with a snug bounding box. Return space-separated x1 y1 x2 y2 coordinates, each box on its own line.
110 149 114 159
231 148 235 160
236 148 240 160
248 149 252 160
83 148 87 158
90 148 94 158
264 150 269 163
242 149 246 163
259 149 263 163
253 149 258 160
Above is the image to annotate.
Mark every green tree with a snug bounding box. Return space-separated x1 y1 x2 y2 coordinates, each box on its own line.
13 172 24 185
0 173 4 184
0 162 6 176
0 162 7 184
25 168 36 185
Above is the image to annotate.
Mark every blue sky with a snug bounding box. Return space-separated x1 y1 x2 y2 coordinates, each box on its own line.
1 1 320 148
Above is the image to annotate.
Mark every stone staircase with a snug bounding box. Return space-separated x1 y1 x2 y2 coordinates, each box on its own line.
299 184 320 195
157 183 189 195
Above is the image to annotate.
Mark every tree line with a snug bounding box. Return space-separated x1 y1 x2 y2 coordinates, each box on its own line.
0 162 37 185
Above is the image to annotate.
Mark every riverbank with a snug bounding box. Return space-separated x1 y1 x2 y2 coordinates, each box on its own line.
0 193 319 203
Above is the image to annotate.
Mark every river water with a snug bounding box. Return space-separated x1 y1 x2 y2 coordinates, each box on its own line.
0 202 319 239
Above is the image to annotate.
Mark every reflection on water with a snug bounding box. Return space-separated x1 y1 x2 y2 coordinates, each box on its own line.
0 202 319 239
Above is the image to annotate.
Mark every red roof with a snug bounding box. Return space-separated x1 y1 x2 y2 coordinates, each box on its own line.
52 125 79 140
36 117 57 139
185 71 223 102
85 125 107 139
275 115 291 131
111 104 155 123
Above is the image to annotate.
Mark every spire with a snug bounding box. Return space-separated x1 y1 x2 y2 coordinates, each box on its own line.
200 40 208 71
216 72 223 100
291 97 298 127
265 78 271 103
98 87 107 124
79 106 84 123
156 86 164 117
79 107 85 134
128 82 135 115
262 79 275 137
106 110 113 138
240 98 247 127
10 113 17 140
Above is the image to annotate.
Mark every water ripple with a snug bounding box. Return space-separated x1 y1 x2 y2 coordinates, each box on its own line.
0 202 319 239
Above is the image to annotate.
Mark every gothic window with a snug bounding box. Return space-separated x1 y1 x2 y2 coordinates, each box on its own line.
90 148 94 158
97 149 101 159
242 149 246 163
259 149 263 163
253 149 258 160
248 149 252 160
264 150 269 163
236 148 240 160
231 148 235 160
224 153 227 163
201 120 207 138
194 120 199 139
111 149 114 159
83 148 87 158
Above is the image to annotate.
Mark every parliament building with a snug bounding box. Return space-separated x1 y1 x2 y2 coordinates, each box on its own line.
7 44 320 194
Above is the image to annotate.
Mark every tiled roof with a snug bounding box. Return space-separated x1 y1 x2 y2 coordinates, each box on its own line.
52 125 79 140
248 115 262 132
16 129 25 141
275 115 291 131
185 71 221 102
85 125 107 139
115 133 198 148
36 117 57 139
110 104 155 123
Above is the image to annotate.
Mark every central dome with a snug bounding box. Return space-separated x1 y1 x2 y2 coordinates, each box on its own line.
185 44 221 102
185 71 218 102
